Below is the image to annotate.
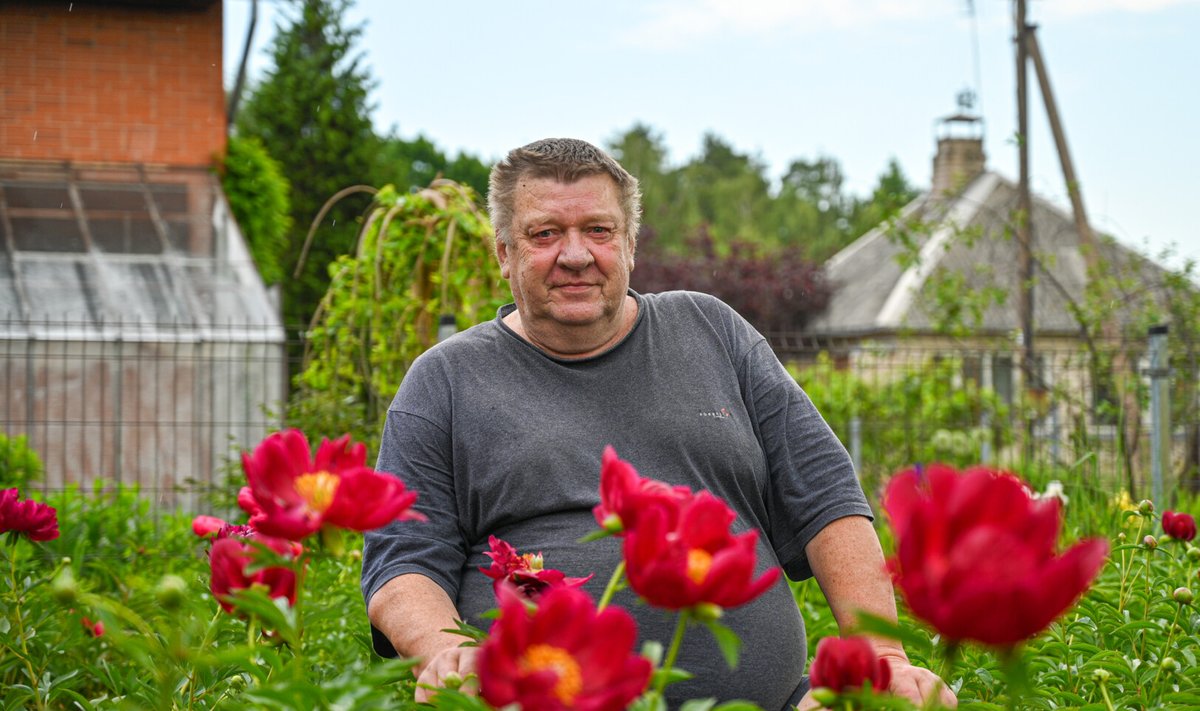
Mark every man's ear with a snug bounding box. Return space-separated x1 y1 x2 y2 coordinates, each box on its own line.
496 238 512 279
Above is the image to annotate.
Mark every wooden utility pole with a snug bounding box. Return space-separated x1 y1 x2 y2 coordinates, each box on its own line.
1015 0 1037 393
1025 26 1097 264
1026 23 1143 491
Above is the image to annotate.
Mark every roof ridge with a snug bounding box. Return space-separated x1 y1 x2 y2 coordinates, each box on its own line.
875 172 1000 328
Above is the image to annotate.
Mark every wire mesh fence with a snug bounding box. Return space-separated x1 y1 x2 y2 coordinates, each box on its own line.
3 318 1198 518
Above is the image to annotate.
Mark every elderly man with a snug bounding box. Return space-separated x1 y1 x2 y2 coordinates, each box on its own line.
362 138 955 710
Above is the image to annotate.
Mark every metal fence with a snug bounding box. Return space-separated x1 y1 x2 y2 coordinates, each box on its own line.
769 328 1200 503
3 319 1197 513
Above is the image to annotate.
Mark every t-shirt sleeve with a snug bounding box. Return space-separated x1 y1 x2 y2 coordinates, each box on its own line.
360 407 467 606
740 339 874 581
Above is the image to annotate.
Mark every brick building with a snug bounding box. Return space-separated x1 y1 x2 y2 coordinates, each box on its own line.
0 0 284 508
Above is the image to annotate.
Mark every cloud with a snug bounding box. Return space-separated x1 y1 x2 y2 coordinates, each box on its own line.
1044 0 1200 18
619 0 1200 48
619 0 958 48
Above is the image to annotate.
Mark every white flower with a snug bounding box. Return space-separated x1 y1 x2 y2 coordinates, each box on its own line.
1036 480 1069 506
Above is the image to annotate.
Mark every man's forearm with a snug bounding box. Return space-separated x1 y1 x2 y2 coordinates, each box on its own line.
367 573 468 673
805 515 908 658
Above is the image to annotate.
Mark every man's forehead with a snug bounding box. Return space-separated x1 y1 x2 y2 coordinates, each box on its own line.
513 175 622 216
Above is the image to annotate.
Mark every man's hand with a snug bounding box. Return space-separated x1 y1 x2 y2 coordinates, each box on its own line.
793 653 956 710
880 651 957 708
414 646 480 703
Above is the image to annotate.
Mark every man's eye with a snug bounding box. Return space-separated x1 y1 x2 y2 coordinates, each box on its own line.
587 226 612 235
532 229 555 239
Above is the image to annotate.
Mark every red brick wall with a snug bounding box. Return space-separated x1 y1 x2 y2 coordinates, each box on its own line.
0 1 226 167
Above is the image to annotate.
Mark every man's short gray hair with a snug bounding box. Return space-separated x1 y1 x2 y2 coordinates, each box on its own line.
487 138 642 248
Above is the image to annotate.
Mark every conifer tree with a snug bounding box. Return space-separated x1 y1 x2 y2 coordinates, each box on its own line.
236 0 378 331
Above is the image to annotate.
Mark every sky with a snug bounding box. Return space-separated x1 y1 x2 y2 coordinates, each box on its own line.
223 0 1199 269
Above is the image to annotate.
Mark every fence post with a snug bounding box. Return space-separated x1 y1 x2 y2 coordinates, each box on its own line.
849 415 862 477
1148 324 1170 508
980 352 993 463
437 314 457 342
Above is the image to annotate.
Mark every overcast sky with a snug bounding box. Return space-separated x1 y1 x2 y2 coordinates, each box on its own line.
224 0 1199 269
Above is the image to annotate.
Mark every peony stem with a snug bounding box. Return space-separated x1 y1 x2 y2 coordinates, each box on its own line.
1118 517 1144 613
4 540 46 711
292 550 309 653
596 559 626 612
1148 604 1184 695
1098 679 1115 711
655 611 690 698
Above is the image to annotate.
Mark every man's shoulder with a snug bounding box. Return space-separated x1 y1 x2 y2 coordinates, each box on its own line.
641 289 737 317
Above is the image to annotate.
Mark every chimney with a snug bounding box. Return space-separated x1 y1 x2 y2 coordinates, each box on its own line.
931 95 986 197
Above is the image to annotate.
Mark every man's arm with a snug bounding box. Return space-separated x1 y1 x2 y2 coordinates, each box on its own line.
367 573 479 701
802 515 957 708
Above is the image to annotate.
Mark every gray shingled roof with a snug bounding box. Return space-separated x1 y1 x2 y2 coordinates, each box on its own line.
806 170 1167 337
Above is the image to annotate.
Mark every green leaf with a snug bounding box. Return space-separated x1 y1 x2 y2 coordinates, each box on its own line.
702 619 742 669
577 529 612 543
711 701 767 711
649 666 694 689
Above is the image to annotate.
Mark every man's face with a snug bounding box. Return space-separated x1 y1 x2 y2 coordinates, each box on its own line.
497 173 634 338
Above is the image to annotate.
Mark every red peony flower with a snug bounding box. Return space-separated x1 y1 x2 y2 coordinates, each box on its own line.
237 486 263 518
883 463 1109 648
478 583 652 711
808 636 892 694
0 488 60 541
81 616 106 638
480 535 593 600
623 490 780 611
208 532 303 613
1162 510 1197 541
241 429 424 540
192 515 227 538
592 446 691 535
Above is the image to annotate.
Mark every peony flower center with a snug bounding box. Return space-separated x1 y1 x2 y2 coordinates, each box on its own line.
522 643 582 704
294 471 340 514
687 548 713 585
523 552 544 571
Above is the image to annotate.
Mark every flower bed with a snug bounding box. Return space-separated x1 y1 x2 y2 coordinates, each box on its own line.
2 433 1198 710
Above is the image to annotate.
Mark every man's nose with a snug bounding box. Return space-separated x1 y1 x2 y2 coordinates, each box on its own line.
557 231 594 269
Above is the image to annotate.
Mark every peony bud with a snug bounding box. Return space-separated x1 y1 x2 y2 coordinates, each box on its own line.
1187 546 1200 562
693 602 724 623
1173 587 1193 605
1139 499 1155 515
1091 668 1111 682
51 567 78 605
1118 532 1126 542
1161 657 1180 673
1143 535 1158 549
156 574 188 610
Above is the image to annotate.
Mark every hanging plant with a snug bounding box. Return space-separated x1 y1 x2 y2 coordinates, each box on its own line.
288 180 507 452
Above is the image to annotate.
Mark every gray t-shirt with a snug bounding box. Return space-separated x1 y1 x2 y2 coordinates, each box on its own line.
361 290 872 710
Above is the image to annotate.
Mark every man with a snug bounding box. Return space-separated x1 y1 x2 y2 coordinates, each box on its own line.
362 138 955 710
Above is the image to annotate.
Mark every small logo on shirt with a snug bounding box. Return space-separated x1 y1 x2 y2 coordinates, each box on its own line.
698 407 732 419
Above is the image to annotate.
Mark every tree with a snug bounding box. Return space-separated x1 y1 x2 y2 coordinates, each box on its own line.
675 134 774 252
374 132 491 198
607 124 679 245
630 227 830 333
235 0 380 329
848 158 920 240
